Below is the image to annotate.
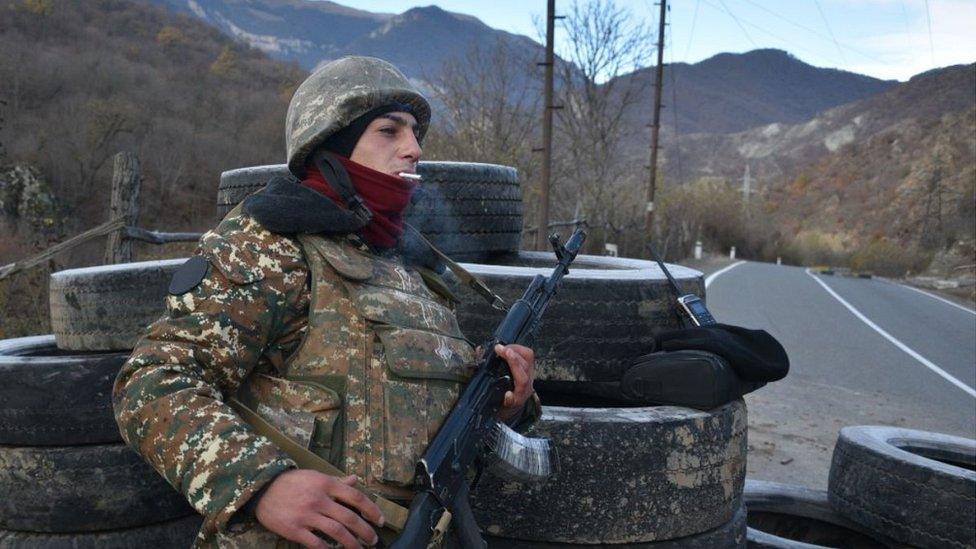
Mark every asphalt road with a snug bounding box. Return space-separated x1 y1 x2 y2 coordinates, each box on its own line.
703 261 976 487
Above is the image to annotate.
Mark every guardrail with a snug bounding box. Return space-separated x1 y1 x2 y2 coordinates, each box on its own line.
0 152 203 280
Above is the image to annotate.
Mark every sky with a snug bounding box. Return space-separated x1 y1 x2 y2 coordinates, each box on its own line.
348 0 976 81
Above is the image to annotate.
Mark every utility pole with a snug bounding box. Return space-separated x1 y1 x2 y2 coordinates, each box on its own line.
535 0 557 250
741 164 757 216
741 164 752 204
643 0 667 247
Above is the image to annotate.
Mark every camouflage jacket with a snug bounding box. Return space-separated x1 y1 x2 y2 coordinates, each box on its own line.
114 200 537 546
113 211 309 544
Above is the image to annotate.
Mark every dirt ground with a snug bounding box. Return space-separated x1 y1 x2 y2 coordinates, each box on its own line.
683 257 974 491
744 369 974 492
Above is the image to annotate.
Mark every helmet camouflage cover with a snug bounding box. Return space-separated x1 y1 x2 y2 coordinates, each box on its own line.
285 56 431 175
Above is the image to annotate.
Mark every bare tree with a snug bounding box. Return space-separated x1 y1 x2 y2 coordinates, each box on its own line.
423 38 542 183
550 0 650 254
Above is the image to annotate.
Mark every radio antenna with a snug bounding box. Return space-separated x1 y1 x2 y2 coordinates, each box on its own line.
647 243 683 298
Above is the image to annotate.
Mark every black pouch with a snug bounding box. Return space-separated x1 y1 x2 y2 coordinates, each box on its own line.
656 323 789 382
535 350 766 410
618 350 766 409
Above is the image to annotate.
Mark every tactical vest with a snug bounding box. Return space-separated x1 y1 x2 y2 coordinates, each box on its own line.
235 233 476 500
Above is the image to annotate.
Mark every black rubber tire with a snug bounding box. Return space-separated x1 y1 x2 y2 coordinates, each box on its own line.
486 504 746 548
215 164 285 217
215 162 523 261
0 335 127 445
470 400 746 544
453 252 704 383
407 161 522 261
0 514 202 548
743 479 900 548
828 425 976 549
49 259 186 351
0 443 194 532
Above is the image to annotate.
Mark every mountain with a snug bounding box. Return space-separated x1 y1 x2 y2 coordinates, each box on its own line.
145 4 897 138
616 49 896 136
144 0 545 81
334 6 543 80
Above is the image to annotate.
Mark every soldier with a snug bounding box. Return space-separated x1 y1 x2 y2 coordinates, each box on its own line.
113 56 539 548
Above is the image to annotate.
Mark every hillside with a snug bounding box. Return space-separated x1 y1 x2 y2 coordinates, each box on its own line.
0 0 305 337
664 64 976 271
666 64 976 184
0 0 305 235
769 105 975 267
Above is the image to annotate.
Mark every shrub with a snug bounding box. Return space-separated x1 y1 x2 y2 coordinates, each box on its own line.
850 238 932 277
781 230 849 267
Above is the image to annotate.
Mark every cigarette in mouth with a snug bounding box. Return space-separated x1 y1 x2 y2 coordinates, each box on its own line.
398 172 423 181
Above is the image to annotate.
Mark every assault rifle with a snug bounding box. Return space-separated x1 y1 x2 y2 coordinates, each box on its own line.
390 228 587 548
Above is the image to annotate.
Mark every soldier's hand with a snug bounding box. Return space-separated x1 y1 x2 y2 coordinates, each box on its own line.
495 343 535 421
254 469 384 549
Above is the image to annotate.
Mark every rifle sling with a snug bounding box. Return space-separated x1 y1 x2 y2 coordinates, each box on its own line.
404 223 506 310
229 397 409 535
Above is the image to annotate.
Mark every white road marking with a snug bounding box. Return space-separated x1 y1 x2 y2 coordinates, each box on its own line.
705 260 746 288
806 269 976 399
893 282 976 316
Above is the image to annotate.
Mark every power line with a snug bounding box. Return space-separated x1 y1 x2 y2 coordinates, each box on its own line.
684 0 701 59
699 0 874 67
898 0 913 36
812 0 845 64
923 0 936 65
717 0 757 47
736 0 887 63
738 0 825 43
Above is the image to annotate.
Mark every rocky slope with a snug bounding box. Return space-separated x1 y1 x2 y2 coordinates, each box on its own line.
145 0 544 80
657 63 975 271
663 64 975 185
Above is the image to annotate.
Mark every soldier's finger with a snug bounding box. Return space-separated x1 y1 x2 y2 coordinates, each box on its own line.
496 343 524 372
321 499 379 546
307 515 360 549
506 351 530 395
329 482 385 527
340 474 358 486
508 344 535 363
291 527 330 549
504 390 515 408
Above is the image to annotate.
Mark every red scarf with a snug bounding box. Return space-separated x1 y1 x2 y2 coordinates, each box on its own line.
301 156 417 249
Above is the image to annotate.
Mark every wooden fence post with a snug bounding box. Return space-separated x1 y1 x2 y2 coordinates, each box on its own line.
104 152 140 264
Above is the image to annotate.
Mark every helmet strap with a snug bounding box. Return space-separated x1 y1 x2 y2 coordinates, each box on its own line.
311 149 373 224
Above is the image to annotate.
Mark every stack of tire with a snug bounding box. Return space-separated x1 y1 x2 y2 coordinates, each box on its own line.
2 161 746 547
743 426 975 548
216 162 524 262
216 162 749 547
0 336 202 547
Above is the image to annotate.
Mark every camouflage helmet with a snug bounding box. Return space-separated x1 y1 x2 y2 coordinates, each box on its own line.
285 56 431 175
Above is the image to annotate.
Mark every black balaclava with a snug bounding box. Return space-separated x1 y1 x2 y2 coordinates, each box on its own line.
322 103 416 158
